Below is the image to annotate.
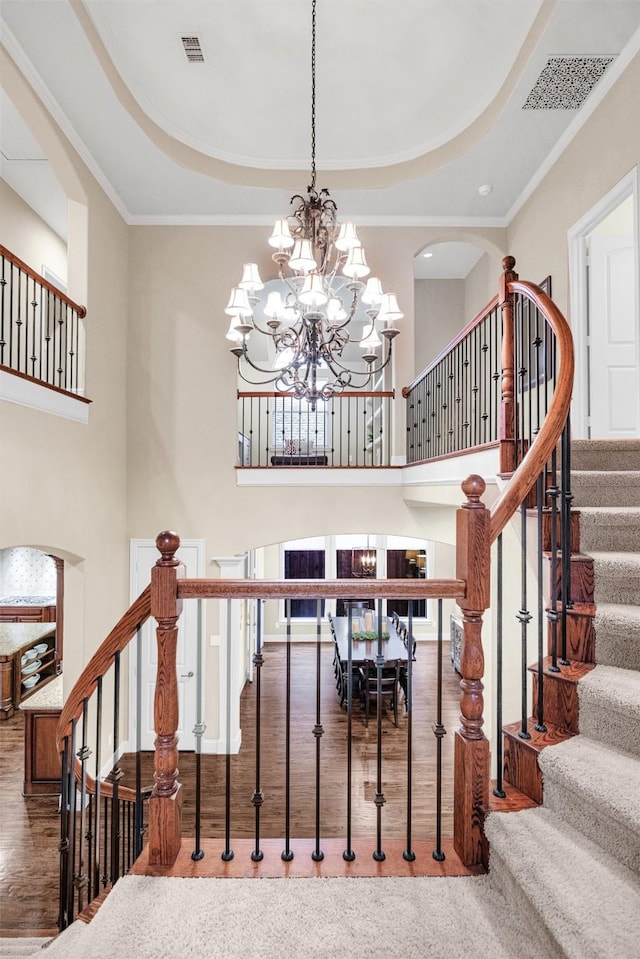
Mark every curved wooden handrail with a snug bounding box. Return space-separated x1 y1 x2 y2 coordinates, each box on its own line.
489 279 574 542
0 243 87 318
402 294 499 397
56 586 151 801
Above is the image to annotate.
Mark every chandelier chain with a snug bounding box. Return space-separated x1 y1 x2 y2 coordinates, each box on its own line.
310 0 317 192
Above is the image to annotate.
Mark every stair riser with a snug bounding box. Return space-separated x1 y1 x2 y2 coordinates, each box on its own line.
594 575 640 607
581 525 640 553
541 511 580 554
532 673 579 734
544 554 595 604
547 610 595 663
572 479 640 508
577 702 640 758
503 733 543 805
542 779 640 876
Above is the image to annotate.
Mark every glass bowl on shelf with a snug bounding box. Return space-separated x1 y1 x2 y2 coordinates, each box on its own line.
23 673 40 689
22 659 42 676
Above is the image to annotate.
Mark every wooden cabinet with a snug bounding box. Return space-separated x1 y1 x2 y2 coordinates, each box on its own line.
0 623 58 720
0 604 56 623
21 675 63 795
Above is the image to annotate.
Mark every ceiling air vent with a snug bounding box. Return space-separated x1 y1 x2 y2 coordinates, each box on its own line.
523 56 614 109
181 36 204 63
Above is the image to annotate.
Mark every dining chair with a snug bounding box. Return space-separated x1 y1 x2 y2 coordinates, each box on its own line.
358 659 401 727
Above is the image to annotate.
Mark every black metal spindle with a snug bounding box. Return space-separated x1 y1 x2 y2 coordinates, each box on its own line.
373 598 385 862
493 535 506 798
192 600 205 861
58 735 71 930
535 473 547 732
282 599 294 861
133 628 144 860
518 502 532 740
403 600 415 862
93 676 103 896
76 698 90 913
312 598 324 861
68 717 78 922
560 418 573 664
222 600 234 861
101 796 109 888
251 599 264 862
547 448 561 673
109 651 122 884
343 601 355 861
433 599 446 861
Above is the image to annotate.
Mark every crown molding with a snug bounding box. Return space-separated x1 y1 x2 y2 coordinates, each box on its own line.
127 213 509 229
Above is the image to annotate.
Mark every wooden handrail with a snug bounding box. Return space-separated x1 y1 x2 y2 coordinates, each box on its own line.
237 390 395 399
488 279 574 542
402 295 499 397
0 243 87 318
178 578 465 600
56 586 151 801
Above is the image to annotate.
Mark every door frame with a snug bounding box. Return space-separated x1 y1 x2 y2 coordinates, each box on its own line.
567 167 639 438
129 538 205 753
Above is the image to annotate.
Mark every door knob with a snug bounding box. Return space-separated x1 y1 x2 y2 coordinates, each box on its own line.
180 671 194 678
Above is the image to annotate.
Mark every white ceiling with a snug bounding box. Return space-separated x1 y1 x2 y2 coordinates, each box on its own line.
1 0 640 265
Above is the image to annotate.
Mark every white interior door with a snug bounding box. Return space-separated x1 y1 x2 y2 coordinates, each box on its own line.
130 540 204 751
588 234 639 437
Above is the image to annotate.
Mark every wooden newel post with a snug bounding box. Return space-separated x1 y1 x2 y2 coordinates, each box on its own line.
454 475 490 867
499 255 518 474
148 530 185 865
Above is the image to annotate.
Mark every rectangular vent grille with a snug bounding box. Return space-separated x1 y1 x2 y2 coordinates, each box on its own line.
181 36 204 63
523 56 614 109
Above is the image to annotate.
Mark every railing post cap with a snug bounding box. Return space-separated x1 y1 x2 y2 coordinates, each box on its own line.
155 531 181 565
502 255 516 273
462 474 486 505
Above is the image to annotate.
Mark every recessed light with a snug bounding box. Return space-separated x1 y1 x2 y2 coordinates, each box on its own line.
422 251 433 258
478 184 492 196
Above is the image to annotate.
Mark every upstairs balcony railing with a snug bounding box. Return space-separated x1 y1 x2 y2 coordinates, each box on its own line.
237 389 394 468
0 244 86 396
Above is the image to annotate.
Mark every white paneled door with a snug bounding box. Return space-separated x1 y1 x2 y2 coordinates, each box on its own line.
588 234 639 437
130 540 204 752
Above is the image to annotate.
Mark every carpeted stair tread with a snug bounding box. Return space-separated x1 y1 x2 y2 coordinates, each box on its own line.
39 872 559 959
485 805 640 958
578 664 640 755
571 440 640 472
0 939 52 957
578 507 640 551
538 736 640 873
594 601 640 670
586 552 640 605
571 470 640 507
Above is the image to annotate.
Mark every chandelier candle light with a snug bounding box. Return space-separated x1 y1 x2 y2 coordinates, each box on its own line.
225 0 402 409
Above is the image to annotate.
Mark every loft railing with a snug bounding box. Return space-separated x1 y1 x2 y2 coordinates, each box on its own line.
56 254 574 919
237 390 395 467
0 244 87 396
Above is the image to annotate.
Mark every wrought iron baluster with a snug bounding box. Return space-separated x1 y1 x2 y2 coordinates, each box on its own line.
222 600 234 861
535 472 547 732
433 599 446 861
493 535 506 798
192 600 206 861
93 675 103 897
58 735 71 930
134 628 144 860
403 600 415 862
76 698 90 913
518 502 532 740
109 652 123 885
560 418 573 664
312 598 324 861
373 598 386 862
547 448 561 673
251 599 264 862
68 718 78 922
343 601 355 861
282 599 294 861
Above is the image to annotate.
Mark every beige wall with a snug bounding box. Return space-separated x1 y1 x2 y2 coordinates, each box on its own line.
0 179 67 281
414 278 465 372
0 48 130 688
507 51 640 317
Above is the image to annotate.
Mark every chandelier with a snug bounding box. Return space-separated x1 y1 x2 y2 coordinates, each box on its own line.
225 0 402 409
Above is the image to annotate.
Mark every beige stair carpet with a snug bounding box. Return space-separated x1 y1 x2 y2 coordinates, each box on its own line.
578 664 640 757
594 602 640 671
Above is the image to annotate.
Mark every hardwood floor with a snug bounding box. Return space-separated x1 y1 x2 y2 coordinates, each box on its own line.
0 711 60 936
0 640 464 932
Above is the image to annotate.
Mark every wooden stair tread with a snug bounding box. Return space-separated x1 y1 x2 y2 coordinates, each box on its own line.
546 601 596 617
76 887 111 924
503 717 574 753
528 657 595 683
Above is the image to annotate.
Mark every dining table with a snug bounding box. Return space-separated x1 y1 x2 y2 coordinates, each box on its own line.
330 615 409 666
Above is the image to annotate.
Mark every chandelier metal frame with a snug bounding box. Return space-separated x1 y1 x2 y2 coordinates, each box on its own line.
225 0 402 409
